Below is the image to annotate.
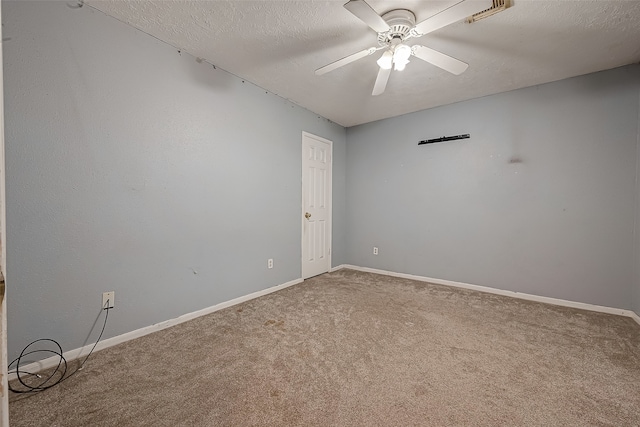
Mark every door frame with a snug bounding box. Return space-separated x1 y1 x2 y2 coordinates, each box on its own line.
0 0 9 423
301 131 333 279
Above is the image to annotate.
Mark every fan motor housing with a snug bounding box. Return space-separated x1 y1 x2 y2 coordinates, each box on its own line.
377 9 416 46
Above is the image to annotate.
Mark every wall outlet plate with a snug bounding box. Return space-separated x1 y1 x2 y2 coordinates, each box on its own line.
373 247 379 255
102 291 115 309
268 259 274 269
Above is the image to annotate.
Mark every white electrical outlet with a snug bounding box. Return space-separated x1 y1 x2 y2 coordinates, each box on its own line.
268 259 274 269
373 247 379 255
102 291 115 309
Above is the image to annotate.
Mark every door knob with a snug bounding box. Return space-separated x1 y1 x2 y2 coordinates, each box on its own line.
305 212 311 219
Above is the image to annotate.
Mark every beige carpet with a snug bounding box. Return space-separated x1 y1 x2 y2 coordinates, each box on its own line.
9 269 640 426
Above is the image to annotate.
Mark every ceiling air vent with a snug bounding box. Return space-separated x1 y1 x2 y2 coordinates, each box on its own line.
466 0 510 23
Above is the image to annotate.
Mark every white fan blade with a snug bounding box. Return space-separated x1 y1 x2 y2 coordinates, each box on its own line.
413 0 493 36
315 47 377 75
372 67 391 96
344 0 390 33
412 45 469 75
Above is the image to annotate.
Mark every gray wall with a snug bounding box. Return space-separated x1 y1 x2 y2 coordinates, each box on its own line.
346 65 640 310
3 1 346 362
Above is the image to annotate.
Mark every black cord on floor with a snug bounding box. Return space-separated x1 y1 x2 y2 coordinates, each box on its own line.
8 303 111 394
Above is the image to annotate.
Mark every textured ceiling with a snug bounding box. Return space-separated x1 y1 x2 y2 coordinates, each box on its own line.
87 0 640 127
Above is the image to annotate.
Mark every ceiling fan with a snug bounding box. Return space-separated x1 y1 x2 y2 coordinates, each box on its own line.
316 0 493 95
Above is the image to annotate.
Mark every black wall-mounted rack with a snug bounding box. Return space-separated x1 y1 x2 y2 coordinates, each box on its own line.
418 134 470 145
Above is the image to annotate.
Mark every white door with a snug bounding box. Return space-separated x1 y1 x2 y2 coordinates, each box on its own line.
301 132 332 279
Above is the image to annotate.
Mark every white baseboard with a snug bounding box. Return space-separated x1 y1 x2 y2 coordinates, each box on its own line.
335 264 640 322
329 264 348 272
9 277 303 381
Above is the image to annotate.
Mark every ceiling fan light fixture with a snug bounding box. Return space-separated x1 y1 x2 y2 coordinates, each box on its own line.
377 50 393 70
394 59 409 71
392 43 411 71
393 44 411 63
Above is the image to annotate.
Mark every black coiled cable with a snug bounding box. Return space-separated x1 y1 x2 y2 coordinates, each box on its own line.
9 305 110 393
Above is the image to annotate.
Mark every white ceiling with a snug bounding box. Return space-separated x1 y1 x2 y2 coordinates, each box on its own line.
87 0 640 127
